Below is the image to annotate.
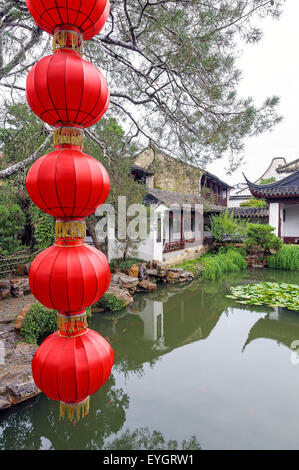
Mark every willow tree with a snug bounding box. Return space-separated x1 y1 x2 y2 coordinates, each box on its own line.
0 0 285 177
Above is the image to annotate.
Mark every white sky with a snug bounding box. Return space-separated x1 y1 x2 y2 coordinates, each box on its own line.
208 0 299 187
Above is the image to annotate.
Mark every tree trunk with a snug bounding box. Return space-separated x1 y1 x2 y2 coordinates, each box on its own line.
86 218 101 251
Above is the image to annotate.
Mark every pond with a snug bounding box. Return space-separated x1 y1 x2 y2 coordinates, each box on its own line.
1 268 299 450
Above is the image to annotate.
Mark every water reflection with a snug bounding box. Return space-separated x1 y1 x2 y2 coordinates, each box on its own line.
0 374 129 450
103 427 201 450
243 307 299 351
1 268 299 449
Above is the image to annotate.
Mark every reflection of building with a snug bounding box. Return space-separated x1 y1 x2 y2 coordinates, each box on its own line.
127 285 224 356
130 299 164 343
243 308 299 351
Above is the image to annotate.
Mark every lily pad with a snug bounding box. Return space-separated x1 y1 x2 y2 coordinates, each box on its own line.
227 282 299 312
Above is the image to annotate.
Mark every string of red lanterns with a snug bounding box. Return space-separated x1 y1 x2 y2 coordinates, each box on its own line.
25 0 114 422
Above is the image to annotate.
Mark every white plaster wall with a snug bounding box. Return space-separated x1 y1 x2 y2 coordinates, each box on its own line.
269 203 280 236
282 205 299 237
257 158 286 182
107 203 167 262
129 300 164 341
228 198 248 208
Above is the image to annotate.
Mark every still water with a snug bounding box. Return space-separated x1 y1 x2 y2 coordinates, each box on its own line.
1 268 299 450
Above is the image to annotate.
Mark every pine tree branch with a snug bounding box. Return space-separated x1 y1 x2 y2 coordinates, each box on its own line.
0 132 51 179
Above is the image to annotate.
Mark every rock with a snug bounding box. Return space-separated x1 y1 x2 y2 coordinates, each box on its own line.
111 273 139 293
137 280 157 292
180 271 194 280
0 279 11 300
6 378 39 403
24 262 31 275
166 271 181 280
15 304 34 331
0 397 11 410
167 268 184 274
0 280 10 290
106 285 133 307
0 368 10 382
10 278 30 297
13 343 38 362
146 268 158 277
0 289 10 300
138 264 147 280
17 264 26 276
129 264 139 278
166 268 194 284
148 260 169 277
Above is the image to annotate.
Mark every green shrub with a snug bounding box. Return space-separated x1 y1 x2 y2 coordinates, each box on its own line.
21 304 92 344
21 304 57 344
240 197 266 208
0 203 26 254
218 245 247 258
171 258 202 278
29 205 55 250
209 210 247 242
109 257 146 270
96 293 126 312
268 244 299 271
173 247 247 280
259 177 276 185
201 249 247 281
244 223 282 252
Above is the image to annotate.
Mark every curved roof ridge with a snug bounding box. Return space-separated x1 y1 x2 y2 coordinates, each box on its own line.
254 157 287 184
243 169 299 189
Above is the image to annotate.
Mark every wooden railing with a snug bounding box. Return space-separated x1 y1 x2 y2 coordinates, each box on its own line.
163 237 197 253
0 249 42 277
163 240 185 253
283 237 299 245
202 193 227 207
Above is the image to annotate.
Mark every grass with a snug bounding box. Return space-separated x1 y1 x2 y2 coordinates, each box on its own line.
268 244 299 271
172 247 247 280
109 257 146 271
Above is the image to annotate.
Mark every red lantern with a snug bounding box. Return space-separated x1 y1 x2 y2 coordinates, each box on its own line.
26 0 110 40
26 148 110 219
25 0 114 421
32 329 114 407
26 49 109 128
29 242 111 313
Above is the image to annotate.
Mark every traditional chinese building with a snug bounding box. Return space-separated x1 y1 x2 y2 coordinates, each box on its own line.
229 157 297 207
245 170 299 244
106 147 232 263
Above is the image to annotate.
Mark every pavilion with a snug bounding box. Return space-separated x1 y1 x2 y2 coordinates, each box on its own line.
245 170 299 244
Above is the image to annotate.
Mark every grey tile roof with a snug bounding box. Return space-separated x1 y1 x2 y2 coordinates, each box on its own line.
228 207 269 218
146 188 200 207
276 157 299 173
244 170 299 198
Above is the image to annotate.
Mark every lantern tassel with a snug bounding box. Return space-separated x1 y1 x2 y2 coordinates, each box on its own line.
57 312 88 337
60 397 90 422
55 220 86 240
53 30 83 55
54 127 84 149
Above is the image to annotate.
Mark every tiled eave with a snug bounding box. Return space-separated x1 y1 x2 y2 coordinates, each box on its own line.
250 187 299 198
244 170 299 200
